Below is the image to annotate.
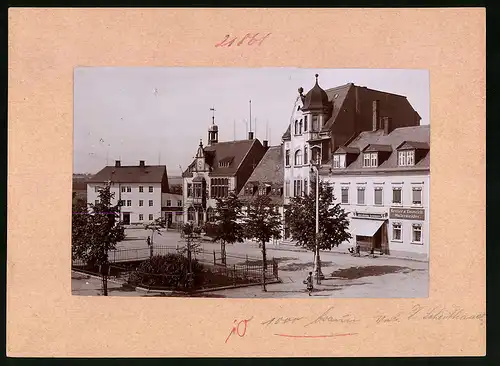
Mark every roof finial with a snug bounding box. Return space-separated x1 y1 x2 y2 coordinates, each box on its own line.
210 107 216 124
199 139 203 147
315 73 319 83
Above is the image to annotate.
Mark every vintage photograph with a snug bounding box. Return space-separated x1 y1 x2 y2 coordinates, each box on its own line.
72 67 430 298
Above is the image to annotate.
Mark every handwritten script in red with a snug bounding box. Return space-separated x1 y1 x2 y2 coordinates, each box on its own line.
225 317 254 344
215 33 272 48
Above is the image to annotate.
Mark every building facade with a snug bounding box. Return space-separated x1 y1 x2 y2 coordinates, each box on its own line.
323 125 430 260
87 160 169 226
161 193 183 228
182 120 267 227
281 74 422 239
238 145 284 236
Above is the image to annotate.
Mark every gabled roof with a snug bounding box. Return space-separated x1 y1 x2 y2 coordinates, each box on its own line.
88 165 167 183
334 146 360 154
183 139 262 177
329 125 430 172
363 144 393 153
238 145 283 204
397 141 430 150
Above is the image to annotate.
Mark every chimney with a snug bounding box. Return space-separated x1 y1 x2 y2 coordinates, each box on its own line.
372 100 380 131
248 131 254 140
383 117 392 135
139 160 145 168
263 140 269 148
115 160 121 167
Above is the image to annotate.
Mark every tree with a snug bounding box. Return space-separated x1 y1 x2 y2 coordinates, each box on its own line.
285 179 351 279
72 182 125 295
145 216 166 246
179 222 203 288
244 195 282 292
212 192 245 265
169 184 183 195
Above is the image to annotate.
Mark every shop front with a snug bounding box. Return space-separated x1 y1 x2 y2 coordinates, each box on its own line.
349 217 389 254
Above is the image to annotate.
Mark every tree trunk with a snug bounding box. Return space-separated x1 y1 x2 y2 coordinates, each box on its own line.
261 240 267 292
221 240 226 266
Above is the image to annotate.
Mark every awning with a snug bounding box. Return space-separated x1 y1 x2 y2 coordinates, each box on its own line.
349 219 384 237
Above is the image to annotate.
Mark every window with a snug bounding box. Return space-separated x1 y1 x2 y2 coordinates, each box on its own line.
294 149 303 166
312 148 321 165
139 214 144 221
398 150 416 166
127 186 131 192
304 179 308 195
121 186 126 192
304 147 308 165
207 208 215 222
258 186 267 196
95 200 99 205
187 207 195 221
357 187 365 205
294 120 299 134
293 180 303 197
149 186 153 193
412 187 422 205
177 200 182 207
341 187 349 204
187 183 192 197
219 161 230 168
363 153 378 167
304 116 308 132
392 222 402 241
149 214 154 221
139 186 143 192
166 199 171 206
312 115 319 131
392 187 402 204
139 200 144 207
412 224 422 243
127 200 132 206
285 149 290 166
333 155 340 168
119 200 125 206
211 178 229 198
149 200 153 206
299 119 303 134
374 187 383 205
285 181 290 197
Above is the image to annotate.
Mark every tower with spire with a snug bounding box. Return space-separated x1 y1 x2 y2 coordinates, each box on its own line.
208 107 219 145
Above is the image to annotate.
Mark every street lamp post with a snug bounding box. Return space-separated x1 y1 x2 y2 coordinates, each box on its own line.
311 161 323 285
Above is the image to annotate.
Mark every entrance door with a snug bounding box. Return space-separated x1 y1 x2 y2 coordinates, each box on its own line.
167 212 173 228
123 212 130 225
197 210 204 226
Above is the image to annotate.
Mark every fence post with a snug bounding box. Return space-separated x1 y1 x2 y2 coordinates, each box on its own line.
213 250 216 265
233 264 236 286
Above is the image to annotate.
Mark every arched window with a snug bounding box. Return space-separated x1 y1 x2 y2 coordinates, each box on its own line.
299 119 303 134
294 149 303 166
187 207 195 221
294 120 299 135
311 146 321 165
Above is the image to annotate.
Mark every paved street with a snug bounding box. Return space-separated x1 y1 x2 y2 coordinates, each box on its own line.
72 227 428 298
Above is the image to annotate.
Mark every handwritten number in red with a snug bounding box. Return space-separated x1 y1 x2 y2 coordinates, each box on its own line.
225 317 253 343
215 33 271 48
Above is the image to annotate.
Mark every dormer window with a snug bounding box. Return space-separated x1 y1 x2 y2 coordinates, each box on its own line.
333 154 346 169
398 150 415 166
363 152 378 167
219 161 230 168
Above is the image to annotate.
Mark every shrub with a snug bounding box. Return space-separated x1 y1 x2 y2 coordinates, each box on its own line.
129 254 203 289
203 222 219 238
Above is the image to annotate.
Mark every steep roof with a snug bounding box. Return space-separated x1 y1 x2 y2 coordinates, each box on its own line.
238 145 283 204
183 139 262 177
88 165 167 183
302 75 330 111
329 125 430 172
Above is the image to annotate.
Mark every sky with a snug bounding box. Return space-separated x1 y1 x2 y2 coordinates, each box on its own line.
74 67 429 174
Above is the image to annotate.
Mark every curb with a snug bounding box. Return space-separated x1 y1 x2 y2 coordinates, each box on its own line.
71 269 127 286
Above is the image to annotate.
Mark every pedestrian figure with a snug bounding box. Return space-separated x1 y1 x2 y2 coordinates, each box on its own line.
146 236 151 246
303 271 314 296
